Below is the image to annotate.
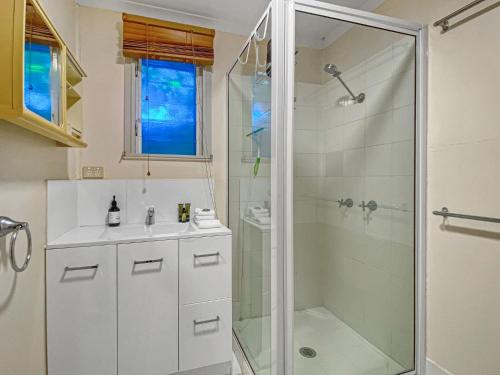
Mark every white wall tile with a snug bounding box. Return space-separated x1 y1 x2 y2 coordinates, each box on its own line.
295 154 321 177
392 105 414 142
343 149 365 177
325 127 343 152
343 120 365 150
390 141 414 176
366 144 391 176
47 180 78 242
365 111 393 146
294 130 318 154
126 179 214 224
325 152 344 177
295 106 319 130
365 80 393 116
78 180 126 226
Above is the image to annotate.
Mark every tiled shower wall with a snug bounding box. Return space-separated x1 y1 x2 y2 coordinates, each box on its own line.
294 37 416 368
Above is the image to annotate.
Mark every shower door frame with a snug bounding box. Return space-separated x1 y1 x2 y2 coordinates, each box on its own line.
273 1 428 375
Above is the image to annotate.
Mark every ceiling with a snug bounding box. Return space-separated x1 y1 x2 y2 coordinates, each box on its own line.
77 0 385 48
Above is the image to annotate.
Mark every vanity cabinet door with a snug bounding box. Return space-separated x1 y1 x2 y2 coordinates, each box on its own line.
46 245 117 375
118 240 179 375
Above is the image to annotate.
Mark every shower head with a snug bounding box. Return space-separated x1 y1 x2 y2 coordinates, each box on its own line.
323 64 341 77
323 63 365 105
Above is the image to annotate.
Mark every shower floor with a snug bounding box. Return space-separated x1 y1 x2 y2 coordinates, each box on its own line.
234 307 406 375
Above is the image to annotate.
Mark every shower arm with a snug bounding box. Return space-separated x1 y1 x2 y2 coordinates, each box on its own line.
335 75 358 101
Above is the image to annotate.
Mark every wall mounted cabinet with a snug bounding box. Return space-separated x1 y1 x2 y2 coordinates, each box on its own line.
0 0 87 147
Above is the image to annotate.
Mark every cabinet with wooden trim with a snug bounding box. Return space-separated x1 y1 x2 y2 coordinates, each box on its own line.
0 0 87 147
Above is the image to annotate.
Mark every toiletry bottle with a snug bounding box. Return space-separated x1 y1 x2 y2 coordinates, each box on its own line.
108 195 121 227
185 203 191 222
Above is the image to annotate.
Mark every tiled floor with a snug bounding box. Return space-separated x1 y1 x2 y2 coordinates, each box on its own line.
235 307 406 375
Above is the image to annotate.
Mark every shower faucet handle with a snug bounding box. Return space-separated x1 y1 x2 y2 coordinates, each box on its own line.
337 198 354 208
359 200 378 212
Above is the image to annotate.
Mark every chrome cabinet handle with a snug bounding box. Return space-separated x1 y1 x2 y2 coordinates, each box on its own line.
65 265 99 272
134 258 163 265
193 316 220 326
193 252 220 259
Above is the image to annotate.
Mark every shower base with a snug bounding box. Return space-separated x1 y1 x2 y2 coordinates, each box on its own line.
234 307 406 375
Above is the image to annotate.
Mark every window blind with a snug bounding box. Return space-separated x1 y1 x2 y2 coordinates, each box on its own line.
122 13 215 66
25 2 58 46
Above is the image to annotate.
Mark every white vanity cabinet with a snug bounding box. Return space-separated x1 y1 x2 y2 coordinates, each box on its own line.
118 240 179 375
179 236 232 372
46 232 232 375
46 245 117 375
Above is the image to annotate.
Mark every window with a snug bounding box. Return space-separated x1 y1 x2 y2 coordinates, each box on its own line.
125 59 211 158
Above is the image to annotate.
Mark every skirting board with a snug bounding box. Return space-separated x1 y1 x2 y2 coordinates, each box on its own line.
426 358 454 375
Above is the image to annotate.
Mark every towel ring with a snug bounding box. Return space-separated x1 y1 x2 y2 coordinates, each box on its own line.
0 217 32 273
9 224 32 272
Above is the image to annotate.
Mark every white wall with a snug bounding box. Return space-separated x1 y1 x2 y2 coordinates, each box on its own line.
0 1 78 374
78 6 245 224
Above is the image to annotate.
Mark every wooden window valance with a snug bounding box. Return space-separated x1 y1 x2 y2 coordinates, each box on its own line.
122 13 215 66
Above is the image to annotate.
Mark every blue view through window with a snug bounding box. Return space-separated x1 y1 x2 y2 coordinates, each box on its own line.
24 42 52 122
141 59 197 155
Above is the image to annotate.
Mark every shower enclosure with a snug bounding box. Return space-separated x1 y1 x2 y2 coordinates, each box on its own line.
228 1 426 375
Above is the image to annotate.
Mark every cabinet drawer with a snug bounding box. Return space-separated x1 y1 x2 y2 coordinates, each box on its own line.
118 240 178 375
46 245 117 375
179 235 231 304
179 299 232 372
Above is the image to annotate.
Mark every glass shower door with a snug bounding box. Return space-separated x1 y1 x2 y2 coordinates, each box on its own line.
291 6 420 375
229 11 273 375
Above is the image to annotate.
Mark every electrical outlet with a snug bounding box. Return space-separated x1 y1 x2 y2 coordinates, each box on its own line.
82 166 104 179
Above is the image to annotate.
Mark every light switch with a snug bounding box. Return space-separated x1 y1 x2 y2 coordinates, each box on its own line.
82 166 104 179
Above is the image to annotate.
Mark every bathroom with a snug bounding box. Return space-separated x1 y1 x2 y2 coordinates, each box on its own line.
0 1 499 375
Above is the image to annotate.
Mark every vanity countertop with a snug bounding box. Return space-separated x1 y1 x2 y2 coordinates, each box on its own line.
46 222 231 249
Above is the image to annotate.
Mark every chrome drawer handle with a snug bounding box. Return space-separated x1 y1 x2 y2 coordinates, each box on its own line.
134 258 163 265
65 264 98 271
193 252 220 259
193 316 220 326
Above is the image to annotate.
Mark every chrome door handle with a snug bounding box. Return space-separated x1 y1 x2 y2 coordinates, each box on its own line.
65 264 99 271
193 316 220 326
134 258 163 265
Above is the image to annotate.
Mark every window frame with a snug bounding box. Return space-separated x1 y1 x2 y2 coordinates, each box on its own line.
124 58 212 161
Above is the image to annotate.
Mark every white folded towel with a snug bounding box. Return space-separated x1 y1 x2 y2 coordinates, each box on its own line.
194 219 222 229
248 208 270 219
195 208 215 216
248 207 269 216
194 214 216 221
249 212 269 218
255 216 271 225
247 216 271 225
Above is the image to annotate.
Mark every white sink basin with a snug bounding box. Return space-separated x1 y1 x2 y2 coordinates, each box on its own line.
47 221 230 249
108 222 191 239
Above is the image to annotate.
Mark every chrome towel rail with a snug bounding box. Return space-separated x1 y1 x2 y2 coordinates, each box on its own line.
433 0 500 34
432 207 500 224
0 216 32 272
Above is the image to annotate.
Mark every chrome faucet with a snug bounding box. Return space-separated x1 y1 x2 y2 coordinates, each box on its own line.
146 206 155 226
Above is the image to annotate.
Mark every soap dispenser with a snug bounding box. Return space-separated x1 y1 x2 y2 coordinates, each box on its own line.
108 195 121 227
